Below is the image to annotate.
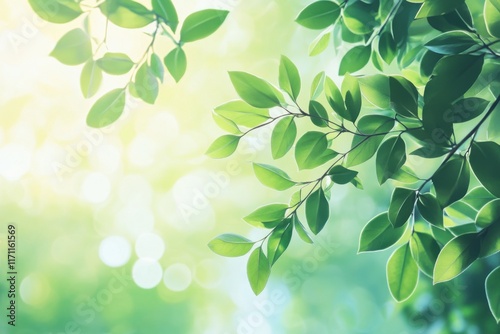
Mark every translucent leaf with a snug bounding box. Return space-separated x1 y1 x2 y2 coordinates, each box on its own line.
80 60 102 98
253 163 296 191
244 204 288 229
180 9 229 42
410 232 441 277
86 89 126 128
152 0 178 32
485 266 500 323
339 45 371 75
247 247 270 295
50 28 91 66
476 199 500 228
164 47 187 83
309 100 329 127
387 243 419 302
305 188 329 235
432 156 470 207
208 234 254 257
433 232 480 283
295 131 337 170
97 52 134 75
358 213 407 253
28 0 82 24
271 117 297 159
279 56 301 101
267 221 293 265
214 101 269 128
309 32 331 56
100 0 155 29
295 1 340 29
229 72 284 108
206 135 240 159
134 62 159 104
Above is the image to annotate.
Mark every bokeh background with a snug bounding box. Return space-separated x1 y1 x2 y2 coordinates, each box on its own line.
0 0 497 333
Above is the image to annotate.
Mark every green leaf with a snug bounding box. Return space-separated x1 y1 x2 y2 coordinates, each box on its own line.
387 243 419 302
244 204 288 229
164 47 187 83
424 55 484 105
433 232 479 283
305 188 329 235
152 0 178 32
212 113 241 134
208 234 254 257
379 31 397 65
442 98 489 124
391 166 421 184
420 50 444 78
28 0 82 23
486 266 500 323
310 71 326 100
388 188 416 228
309 100 329 127
410 145 450 159
328 165 358 185
470 141 500 197
325 76 347 119
253 163 296 191
343 1 377 35
50 28 91 66
100 0 155 29
341 74 362 122
206 135 240 159
432 156 470 207
96 53 134 75
229 71 284 108
372 51 384 71
479 221 500 258
80 60 102 99
422 100 453 142
358 213 407 253
485 0 500 38
359 74 390 110
86 89 126 128
180 9 229 42
376 136 407 184
427 4 473 32
350 176 364 189
134 62 159 104
150 53 164 83
267 221 293 265
309 32 331 56
417 193 443 228
425 31 478 55
295 1 340 29
390 76 418 118
347 115 394 167
410 232 441 277
293 214 313 244
247 247 270 295
214 101 269 128
295 131 337 170
476 199 500 228
339 45 371 75
279 56 301 101
416 0 465 19
271 117 297 159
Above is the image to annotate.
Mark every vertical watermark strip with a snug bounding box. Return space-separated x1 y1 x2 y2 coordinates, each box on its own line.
5 224 17 327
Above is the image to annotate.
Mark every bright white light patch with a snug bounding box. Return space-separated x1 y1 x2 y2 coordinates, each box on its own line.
135 233 165 260
163 263 192 292
81 172 111 203
99 236 131 267
132 259 163 289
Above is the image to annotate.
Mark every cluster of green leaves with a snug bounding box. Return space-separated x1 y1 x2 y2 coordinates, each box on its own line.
28 0 228 127
208 0 500 322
